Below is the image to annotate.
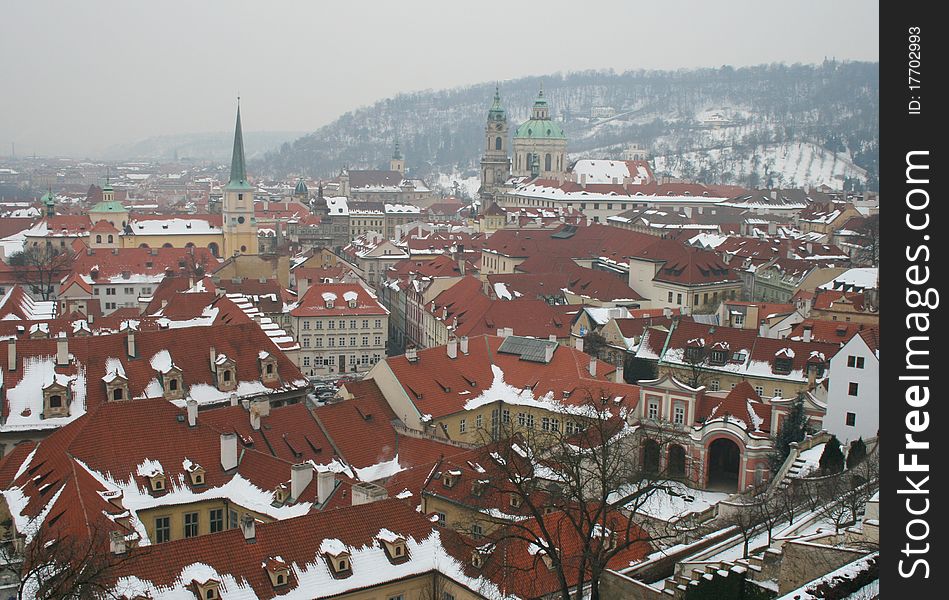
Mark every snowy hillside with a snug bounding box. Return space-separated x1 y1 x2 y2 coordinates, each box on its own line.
257 62 878 191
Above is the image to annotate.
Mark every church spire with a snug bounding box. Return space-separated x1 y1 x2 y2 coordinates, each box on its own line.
227 99 250 189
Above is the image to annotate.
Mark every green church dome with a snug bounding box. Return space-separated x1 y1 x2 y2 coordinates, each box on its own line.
513 119 566 140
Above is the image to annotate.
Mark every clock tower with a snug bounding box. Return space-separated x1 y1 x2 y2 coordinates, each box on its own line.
222 102 258 257
479 86 511 210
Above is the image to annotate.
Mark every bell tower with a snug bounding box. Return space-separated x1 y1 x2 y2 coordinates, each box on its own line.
479 85 510 209
222 101 258 256
390 141 405 174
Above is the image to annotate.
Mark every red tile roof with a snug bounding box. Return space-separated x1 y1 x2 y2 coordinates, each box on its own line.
697 382 772 434
67 246 219 285
290 283 388 318
99 499 442 599
788 319 868 344
315 380 467 472
0 319 307 426
483 224 656 263
383 335 635 420
2 399 322 555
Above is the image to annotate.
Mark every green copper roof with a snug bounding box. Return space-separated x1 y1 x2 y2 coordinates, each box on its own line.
294 178 309 195
513 119 566 139
533 88 548 108
41 191 55 205
392 141 402 160
91 200 127 213
488 86 506 122
227 104 252 191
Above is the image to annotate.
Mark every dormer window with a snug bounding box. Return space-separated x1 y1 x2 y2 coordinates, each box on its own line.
265 557 292 588
378 532 409 563
443 470 460 488
325 551 352 578
685 347 704 362
509 493 522 509
326 299 334 309
162 367 185 400
709 350 727 366
260 355 279 383
149 474 166 493
472 480 486 496
774 358 793 374
192 579 221 600
43 383 70 418
273 484 289 505
189 467 205 486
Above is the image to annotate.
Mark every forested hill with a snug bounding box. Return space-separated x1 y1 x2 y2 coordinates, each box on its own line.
257 62 879 191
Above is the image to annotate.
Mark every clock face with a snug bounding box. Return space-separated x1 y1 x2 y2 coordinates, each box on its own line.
495 124 503 130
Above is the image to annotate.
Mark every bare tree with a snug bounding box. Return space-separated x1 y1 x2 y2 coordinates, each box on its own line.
853 214 880 267
0 520 145 600
6 246 74 301
458 386 690 600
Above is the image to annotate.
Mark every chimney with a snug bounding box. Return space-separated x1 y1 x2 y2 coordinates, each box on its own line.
758 320 768 337
770 190 777 200
7 338 15 371
803 325 813 343
56 334 68 366
615 362 625 383
447 337 458 359
589 356 597 377
290 463 313 501
126 332 136 358
460 336 469 354
405 347 418 362
544 343 555 363
109 531 127 555
317 469 336 504
229 393 239 407
240 514 256 542
250 409 261 431
458 258 465 276
504 327 513 337
663 307 672 318
186 399 197 427
251 398 271 418
497 328 504 337
220 432 238 471
574 336 584 352
209 346 217 370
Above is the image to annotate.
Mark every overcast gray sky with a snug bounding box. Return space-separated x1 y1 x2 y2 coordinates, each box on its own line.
0 0 879 158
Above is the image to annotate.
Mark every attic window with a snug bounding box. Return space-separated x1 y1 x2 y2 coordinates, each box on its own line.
348 299 357 308
709 350 727 366
509 493 523 509
326 299 334 309
684 347 704 362
190 468 205 486
193 580 221 600
149 474 166 492
326 552 352 578
774 358 792 375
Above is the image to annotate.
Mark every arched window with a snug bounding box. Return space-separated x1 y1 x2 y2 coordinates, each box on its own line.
545 153 552 171
495 137 502 150
162 243 173 248
208 242 219 257
223 370 231 382
107 234 113 243
96 235 102 243
169 378 178 391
